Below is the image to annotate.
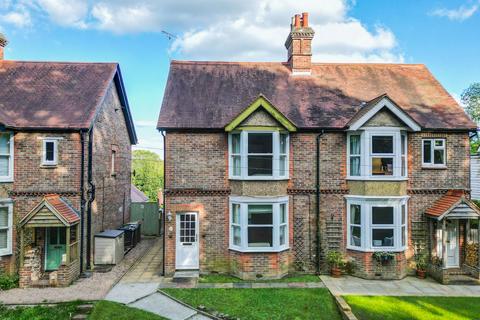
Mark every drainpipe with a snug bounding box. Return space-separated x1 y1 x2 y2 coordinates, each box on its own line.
80 130 86 274
315 130 325 274
161 131 166 276
86 128 95 270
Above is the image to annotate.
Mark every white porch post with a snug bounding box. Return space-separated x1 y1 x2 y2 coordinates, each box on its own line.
442 219 447 268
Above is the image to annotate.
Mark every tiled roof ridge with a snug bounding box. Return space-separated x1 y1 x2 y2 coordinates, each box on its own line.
0 60 118 65
170 60 426 67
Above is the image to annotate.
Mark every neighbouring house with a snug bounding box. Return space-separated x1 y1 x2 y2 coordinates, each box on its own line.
131 185 149 203
0 34 137 287
157 13 479 283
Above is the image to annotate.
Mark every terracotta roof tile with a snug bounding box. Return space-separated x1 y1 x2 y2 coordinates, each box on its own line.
157 61 476 130
44 194 80 225
425 190 465 217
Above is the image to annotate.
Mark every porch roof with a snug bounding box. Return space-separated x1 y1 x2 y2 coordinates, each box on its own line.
425 190 480 220
19 194 80 227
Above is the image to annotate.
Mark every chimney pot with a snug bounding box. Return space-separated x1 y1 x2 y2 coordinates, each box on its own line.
302 12 309 27
294 14 301 28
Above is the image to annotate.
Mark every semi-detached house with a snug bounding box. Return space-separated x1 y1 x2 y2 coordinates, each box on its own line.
0 34 137 287
157 13 479 283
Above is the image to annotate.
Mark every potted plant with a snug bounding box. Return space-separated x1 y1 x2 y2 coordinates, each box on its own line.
326 250 344 277
415 253 428 279
373 252 395 266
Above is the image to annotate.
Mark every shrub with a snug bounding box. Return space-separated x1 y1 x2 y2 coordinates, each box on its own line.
0 272 19 290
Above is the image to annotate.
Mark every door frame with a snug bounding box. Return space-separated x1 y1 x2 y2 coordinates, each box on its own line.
175 212 199 270
445 220 459 268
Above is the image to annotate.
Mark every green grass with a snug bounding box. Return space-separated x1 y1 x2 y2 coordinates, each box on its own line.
198 273 321 283
344 296 480 320
89 300 166 320
0 301 82 320
163 288 341 320
0 301 166 320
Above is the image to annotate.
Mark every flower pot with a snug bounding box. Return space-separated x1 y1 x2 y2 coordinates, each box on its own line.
331 267 342 278
416 269 426 279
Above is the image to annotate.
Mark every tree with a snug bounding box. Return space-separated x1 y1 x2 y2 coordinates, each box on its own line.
462 83 480 123
132 150 164 202
461 83 480 154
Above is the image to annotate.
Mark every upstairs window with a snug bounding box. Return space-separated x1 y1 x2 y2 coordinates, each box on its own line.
422 139 446 167
229 131 289 180
0 133 13 181
347 130 407 180
42 139 58 166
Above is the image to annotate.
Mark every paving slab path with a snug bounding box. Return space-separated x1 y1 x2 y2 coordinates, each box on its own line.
321 275 480 296
0 237 155 304
106 238 211 320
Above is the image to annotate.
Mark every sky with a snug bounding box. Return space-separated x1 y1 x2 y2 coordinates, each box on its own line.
0 0 479 156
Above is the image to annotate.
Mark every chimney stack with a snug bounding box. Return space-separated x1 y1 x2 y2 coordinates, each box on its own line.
0 33 7 60
285 12 315 75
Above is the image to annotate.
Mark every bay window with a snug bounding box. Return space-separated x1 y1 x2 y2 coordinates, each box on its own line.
0 132 13 181
422 139 446 167
347 129 407 179
229 131 289 180
229 196 288 252
346 196 409 252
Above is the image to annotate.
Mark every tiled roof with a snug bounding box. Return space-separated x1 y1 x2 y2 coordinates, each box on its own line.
131 184 149 202
44 194 80 225
0 61 137 143
425 190 468 217
157 61 476 131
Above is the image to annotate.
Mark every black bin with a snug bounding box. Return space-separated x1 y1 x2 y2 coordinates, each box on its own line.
119 221 141 250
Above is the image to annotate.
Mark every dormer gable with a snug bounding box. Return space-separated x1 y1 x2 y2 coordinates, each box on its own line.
225 95 297 132
347 94 421 131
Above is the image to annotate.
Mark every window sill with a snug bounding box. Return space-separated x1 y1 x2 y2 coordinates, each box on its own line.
229 246 290 253
0 178 13 183
421 165 447 170
346 177 408 181
40 164 58 168
229 177 289 181
346 246 407 253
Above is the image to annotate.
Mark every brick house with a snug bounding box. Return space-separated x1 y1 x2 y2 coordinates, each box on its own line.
0 35 137 287
157 13 479 282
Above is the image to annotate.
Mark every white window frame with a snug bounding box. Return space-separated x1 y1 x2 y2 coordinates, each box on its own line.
0 200 13 256
346 196 409 252
0 132 14 182
228 131 289 180
229 196 289 252
42 139 58 166
422 138 446 168
346 128 408 180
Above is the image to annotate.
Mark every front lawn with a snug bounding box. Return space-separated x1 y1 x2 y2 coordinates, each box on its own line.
0 300 166 320
163 288 341 320
0 301 82 320
344 296 480 320
198 273 321 283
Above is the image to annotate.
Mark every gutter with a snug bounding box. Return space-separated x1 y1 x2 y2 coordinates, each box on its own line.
315 130 324 274
161 131 166 276
79 130 86 273
86 128 95 270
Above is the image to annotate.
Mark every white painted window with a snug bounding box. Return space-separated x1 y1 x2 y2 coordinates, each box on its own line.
0 201 13 256
347 129 407 180
422 139 446 167
346 196 409 252
228 131 289 180
42 139 58 166
0 132 13 181
229 196 289 252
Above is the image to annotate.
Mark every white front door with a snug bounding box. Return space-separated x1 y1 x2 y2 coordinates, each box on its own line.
175 212 199 270
445 220 459 268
